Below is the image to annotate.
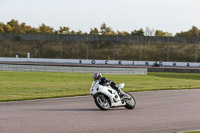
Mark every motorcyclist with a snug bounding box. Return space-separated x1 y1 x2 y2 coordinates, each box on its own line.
93 73 125 97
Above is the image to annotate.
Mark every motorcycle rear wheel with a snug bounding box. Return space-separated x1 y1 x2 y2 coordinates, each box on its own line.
124 93 136 109
94 93 110 110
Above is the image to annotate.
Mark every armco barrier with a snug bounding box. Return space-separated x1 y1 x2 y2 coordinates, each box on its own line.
1 58 200 73
0 64 147 75
0 58 200 67
148 67 200 73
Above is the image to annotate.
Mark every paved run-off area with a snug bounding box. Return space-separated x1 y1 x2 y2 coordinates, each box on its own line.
0 89 200 133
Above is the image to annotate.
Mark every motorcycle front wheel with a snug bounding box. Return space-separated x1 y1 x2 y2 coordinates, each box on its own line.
94 93 110 110
124 93 136 109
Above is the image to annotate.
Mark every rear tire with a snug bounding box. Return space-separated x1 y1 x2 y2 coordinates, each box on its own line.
94 93 110 110
124 93 136 109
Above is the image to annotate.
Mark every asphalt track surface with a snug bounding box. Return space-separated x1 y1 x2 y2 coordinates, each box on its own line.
0 89 200 133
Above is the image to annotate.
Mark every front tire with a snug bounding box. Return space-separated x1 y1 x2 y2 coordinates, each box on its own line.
124 93 136 109
94 93 110 110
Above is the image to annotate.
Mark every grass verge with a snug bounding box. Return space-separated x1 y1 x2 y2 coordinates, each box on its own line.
177 130 200 133
0 71 200 102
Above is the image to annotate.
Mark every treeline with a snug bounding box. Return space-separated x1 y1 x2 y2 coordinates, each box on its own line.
0 19 200 37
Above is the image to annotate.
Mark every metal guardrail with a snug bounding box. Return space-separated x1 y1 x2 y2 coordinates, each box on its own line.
0 58 200 67
0 64 147 75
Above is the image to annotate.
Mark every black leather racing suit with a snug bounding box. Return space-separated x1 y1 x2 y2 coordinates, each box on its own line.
99 77 119 92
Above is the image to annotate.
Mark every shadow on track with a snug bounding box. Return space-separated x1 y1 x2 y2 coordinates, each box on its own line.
36 108 128 112
38 108 100 112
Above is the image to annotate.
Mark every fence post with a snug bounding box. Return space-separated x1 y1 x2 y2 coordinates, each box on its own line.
61 43 63 59
194 43 197 62
113 44 115 60
86 34 88 42
9 33 12 57
167 43 169 62
139 44 142 61
34 42 37 58
9 44 12 57
86 44 88 59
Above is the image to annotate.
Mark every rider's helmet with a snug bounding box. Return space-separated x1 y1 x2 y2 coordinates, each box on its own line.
93 73 102 81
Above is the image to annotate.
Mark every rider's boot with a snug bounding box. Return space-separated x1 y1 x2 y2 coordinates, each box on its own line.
118 89 126 98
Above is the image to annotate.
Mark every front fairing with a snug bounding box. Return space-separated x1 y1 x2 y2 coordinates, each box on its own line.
116 83 125 90
90 81 115 96
90 81 99 95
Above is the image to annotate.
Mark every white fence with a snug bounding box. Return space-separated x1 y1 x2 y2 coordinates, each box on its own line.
0 64 147 75
0 58 200 67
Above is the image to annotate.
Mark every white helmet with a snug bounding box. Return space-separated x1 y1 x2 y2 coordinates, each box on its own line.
93 73 102 81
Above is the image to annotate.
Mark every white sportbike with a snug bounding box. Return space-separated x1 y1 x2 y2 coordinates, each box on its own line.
90 81 136 110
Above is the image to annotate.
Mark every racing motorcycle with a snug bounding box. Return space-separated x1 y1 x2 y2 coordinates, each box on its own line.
90 81 136 110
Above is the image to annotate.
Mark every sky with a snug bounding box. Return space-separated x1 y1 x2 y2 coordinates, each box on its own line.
0 0 200 35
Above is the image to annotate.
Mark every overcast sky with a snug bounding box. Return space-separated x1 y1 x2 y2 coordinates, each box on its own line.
0 0 200 35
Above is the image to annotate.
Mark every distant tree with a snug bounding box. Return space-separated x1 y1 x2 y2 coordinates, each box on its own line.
25 27 38 33
90 28 99 35
117 31 122 35
3 24 13 33
4 19 200 38
7 19 18 27
70 30 76 34
124 31 131 36
100 23 116 35
59 26 70 34
7 19 20 33
76 30 83 35
100 23 107 35
110 31 117 35
0 23 5 33
155 30 173 37
131 28 144 36
39 23 54 34
19 22 26 34
176 26 200 37
176 31 185 37
117 31 130 36
190 26 200 37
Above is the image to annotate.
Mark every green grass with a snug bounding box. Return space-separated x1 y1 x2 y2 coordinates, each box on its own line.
177 131 200 133
0 71 200 102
